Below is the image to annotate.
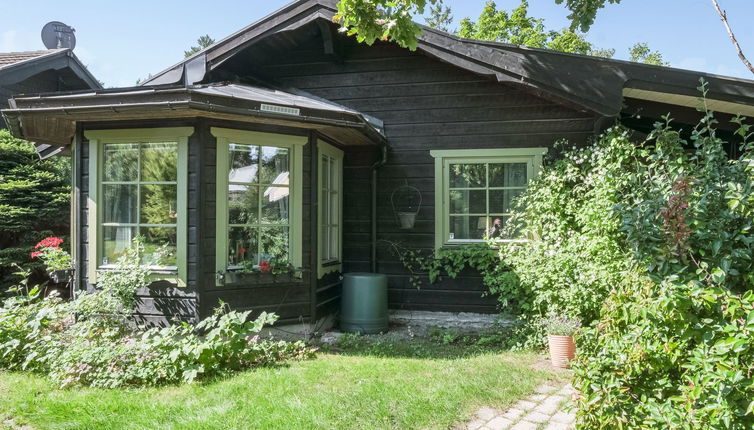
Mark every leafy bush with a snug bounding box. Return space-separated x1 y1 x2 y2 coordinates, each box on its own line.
571 107 754 428
0 239 316 388
502 84 754 428
540 313 580 336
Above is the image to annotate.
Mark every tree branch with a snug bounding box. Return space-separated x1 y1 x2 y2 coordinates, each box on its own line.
711 0 754 75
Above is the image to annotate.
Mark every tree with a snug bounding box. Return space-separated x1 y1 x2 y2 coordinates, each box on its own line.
184 35 215 58
425 0 453 33
553 0 622 32
711 0 754 75
334 0 437 50
0 130 70 291
458 1 596 55
629 42 669 66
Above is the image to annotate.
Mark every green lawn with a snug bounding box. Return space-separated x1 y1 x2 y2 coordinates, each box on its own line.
0 337 560 430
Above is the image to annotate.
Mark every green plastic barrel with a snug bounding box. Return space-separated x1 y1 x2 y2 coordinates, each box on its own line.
340 273 389 334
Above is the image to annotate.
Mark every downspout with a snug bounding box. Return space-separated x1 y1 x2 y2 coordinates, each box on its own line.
370 142 388 273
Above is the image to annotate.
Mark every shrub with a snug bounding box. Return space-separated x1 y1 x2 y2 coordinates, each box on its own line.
0 129 70 291
0 239 316 388
493 84 754 428
571 106 754 428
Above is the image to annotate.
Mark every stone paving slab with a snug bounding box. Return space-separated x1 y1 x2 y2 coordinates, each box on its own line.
458 382 576 430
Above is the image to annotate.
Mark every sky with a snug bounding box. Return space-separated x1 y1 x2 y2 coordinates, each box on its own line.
1 0 752 88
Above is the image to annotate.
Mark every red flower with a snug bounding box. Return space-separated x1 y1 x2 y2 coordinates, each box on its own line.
259 261 271 272
239 247 247 254
35 236 63 250
30 251 43 258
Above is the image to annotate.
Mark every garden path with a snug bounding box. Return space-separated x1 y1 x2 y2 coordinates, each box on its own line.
458 382 576 430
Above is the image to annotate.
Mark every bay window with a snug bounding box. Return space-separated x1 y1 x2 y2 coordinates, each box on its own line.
213 128 304 281
431 148 547 248
317 141 343 278
85 127 191 283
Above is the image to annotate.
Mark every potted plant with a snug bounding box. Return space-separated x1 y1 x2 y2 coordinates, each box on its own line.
31 237 73 284
541 313 581 368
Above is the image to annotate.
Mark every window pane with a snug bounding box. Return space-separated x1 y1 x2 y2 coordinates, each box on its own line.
140 184 177 224
260 227 289 262
330 192 339 224
228 184 258 225
489 163 527 187
262 186 289 223
449 189 486 214
330 226 339 260
329 158 337 191
102 226 137 265
141 142 177 182
487 216 508 239
103 184 137 223
259 147 289 185
449 216 486 240
321 156 330 190
140 226 177 266
103 144 138 182
229 226 258 266
489 189 525 214
449 164 485 188
229 144 258 184
321 224 330 261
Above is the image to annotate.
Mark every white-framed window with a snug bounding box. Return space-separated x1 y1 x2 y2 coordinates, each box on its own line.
84 127 192 284
317 140 343 278
430 148 547 248
212 127 305 281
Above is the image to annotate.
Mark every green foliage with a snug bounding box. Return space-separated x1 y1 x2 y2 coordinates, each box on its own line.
458 0 597 55
554 0 623 32
334 0 437 50
629 42 669 66
184 34 215 58
0 130 70 290
502 80 754 427
425 0 453 33
539 313 581 336
0 241 315 388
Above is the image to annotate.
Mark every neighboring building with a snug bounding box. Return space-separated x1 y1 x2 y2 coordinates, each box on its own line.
3 0 754 327
0 48 101 156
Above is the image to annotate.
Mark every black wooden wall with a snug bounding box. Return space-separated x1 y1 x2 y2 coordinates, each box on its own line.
237 25 599 314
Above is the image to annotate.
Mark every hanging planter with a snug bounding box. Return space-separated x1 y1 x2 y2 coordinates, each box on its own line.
391 182 422 230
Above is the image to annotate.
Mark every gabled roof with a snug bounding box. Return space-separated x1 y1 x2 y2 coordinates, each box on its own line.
0 48 101 89
141 0 754 118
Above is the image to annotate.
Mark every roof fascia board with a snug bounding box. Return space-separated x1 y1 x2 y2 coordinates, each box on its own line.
0 54 70 86
142 0 332 86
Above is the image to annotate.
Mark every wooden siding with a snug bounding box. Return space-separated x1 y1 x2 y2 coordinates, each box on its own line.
238 29 598 314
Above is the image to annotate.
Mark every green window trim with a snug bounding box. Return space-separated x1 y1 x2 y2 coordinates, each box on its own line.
212 127 306 283
317 140 344 279
430 148 547 249
84 127 193 285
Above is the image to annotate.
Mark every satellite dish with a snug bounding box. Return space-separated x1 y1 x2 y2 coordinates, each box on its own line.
41 21 76 50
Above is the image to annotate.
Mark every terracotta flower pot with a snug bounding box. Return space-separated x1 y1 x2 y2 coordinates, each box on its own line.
548 334 576 368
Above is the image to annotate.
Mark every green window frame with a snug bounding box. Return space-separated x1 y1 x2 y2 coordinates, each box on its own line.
84 127 192 284
317 140 343 278
213 127 305 282
430 148 547 249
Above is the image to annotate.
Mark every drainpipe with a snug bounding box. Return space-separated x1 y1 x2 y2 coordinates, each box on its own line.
370 142 388 273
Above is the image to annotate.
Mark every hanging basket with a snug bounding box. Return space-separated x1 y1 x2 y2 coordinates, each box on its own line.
391 184 422 230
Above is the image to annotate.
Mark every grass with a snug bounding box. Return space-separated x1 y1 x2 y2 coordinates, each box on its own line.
0 334 560 430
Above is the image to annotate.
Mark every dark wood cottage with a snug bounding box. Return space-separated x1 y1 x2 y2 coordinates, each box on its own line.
3 0 754 327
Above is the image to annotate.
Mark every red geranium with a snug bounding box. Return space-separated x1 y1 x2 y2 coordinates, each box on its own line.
31 236 64 258
259 261 271 272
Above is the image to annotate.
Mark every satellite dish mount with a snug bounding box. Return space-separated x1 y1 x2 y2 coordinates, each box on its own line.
41 21 76 50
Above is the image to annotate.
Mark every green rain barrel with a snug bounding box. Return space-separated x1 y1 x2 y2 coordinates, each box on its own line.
340 273 389 334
